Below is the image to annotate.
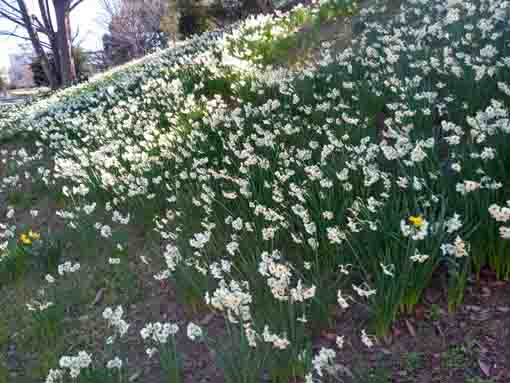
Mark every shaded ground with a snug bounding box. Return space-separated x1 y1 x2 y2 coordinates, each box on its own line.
327 276 510 383
0 143 226 383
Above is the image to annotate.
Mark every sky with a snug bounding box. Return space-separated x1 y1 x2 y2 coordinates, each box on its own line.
0 0 107 72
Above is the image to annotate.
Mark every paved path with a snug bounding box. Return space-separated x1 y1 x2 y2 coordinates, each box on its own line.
0 94 28 106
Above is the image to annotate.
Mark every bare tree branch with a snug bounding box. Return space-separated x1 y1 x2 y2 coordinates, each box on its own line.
0 29 51 48
0 8 25 27
71 23 80 43
31 14 50 34
43 0 54 31
38 0 53 34
101 0 168 63
69 0 84 12
0 0 22 16
0 0 84 87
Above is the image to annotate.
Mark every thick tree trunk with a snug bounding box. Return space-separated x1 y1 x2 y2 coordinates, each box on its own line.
256 0 273 13
31 30 58 88
16 0 58 89
50 36 62 84
54 0 76 86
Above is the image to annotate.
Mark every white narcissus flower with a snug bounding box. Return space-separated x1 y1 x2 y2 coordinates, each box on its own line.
146 347 158 358
83 203 96 215
451 163 461 172
489 203 510 222
445 213 462 233
380 263 395 277
58 261 80 276
453 236 469 258
45 274 56 283
45 368 63 383
401 216 429 240
410 144 427 162
361 329 374 348
103 307 113 320
140 324 152 340
500 227 510 239
272 337 290 350
106 357 122 369
103 306 130 338
337 290 350 309
231 217 243 230
441 236 470 258
410 249 429 263
312 347 336 377
352 284 376 298
140 255 149 264
187 322 203 341
58 351 92 379
100 225 112 238
336 335 344 349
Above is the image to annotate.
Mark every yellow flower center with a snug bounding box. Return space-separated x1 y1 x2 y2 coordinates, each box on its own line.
408 216 424 228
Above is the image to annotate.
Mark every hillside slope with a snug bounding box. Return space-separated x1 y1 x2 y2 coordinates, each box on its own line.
1 1 510 382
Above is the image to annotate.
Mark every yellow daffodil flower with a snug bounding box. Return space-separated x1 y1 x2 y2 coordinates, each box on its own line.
20 233 32 245
28 230 40 240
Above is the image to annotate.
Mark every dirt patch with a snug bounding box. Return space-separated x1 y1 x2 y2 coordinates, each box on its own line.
326 276 510 382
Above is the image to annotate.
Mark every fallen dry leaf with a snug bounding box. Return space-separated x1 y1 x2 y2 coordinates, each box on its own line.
320 330 337 342
478 359 491 377
405 319 416 337
425 289 441 303
434 322 445 338
470 310 491 321
199 313 215 325
414 304 426 321
90 287 106 306
129 371 141 382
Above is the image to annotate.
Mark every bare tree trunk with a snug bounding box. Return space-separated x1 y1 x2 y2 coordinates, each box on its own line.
54 0 76 86
241 0 274 17
0 0 82 88
16 0 58 88
256 0 273 13
38 0 62 86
